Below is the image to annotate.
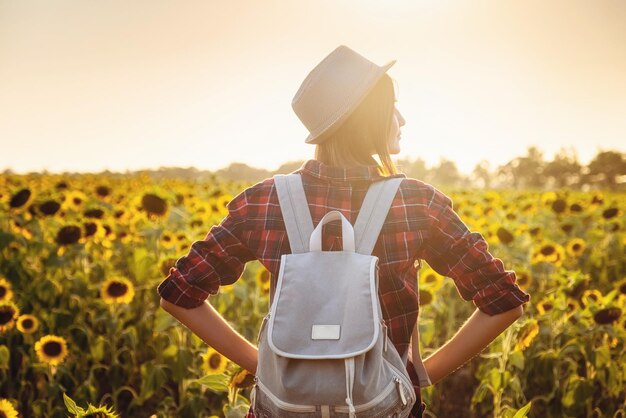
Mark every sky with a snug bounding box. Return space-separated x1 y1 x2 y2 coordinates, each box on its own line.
1 0 624 175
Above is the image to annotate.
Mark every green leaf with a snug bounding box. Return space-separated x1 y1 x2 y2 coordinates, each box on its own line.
511 401 532 418
154 308 176 333
131 246 154 282
223 401 251 418
63 392 85 415
0 345 9 369
194 374 229 393
509 351 525 370
488 368 502 391
90 335 106 362
162 344 178 357
562 376 593 410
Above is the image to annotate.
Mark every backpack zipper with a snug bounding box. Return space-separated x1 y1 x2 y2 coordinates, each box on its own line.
394 376 408 406
382 357 416 406
255 380 317 412
334 378 396 413
381 319 388 352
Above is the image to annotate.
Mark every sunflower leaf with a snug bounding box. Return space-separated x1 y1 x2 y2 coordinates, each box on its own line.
0 345 9 369
194 374 229 393
511 401 532 418
63 392 85 415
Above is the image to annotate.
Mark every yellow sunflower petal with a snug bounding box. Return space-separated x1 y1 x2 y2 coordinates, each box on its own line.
101 277 135 305
202 347 229 375
35 335 69 366
0 398 19 418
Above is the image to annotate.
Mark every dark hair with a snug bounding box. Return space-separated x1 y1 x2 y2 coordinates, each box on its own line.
314 73 399 176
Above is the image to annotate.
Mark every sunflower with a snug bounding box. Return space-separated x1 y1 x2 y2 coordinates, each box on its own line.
531 242 565 266
0 278 13 302
100 277 135 305
514 319 539 352
580 289 603 309
201 347 229 375
56 225 82 246
16 314 39 334
61 190 89 213
35 335 69 366
79 403 120 418
62 393 120 418
255 268 271 294
9 188 31 208
418 265 444 292
141 193 168 217
230 368 255 389
536 300 553 315
418 289 433 306
565 238 586 258
514 270 532 291
0 301 19 332
215 194 234 216
0 398 18 418
159 232 178 250
593 307 622 325
496 226 515 245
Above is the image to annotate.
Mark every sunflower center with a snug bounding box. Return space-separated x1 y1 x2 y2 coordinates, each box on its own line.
541 246 555 256
107 282 128 297
209 353 222 369
43 341 62 357
0 410 7 418
425 274 437 283
0 286 6 298
573 243 581 251
22 318 33 329
0 309 15 325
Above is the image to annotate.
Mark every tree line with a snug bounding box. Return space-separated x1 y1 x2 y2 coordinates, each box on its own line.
8 147 621 191
216 147 625 191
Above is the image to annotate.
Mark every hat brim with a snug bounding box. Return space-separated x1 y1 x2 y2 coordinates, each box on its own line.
304 59 397 145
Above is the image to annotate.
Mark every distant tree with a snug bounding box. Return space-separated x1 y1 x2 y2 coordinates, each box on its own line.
430 158 462 188
472 160 492 189
214 163 272 183
396 157 429 181
587 150 626 190
544 147 582 189
497 146 545 189
274 160 305 175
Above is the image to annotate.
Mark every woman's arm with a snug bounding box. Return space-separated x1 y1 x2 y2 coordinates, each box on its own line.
160 298 258 374
422 304 524 385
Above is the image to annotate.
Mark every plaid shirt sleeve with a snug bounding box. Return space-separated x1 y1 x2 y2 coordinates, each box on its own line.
156 190 256 309
419 186 531 315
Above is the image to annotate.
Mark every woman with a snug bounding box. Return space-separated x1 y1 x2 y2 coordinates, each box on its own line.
157 45 531 417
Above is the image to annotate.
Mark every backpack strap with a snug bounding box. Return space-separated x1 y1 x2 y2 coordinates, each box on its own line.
273 174 315 254
412 315 432 387
353 177 403 256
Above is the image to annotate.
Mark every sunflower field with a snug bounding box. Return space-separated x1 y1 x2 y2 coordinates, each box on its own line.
0 172 624 418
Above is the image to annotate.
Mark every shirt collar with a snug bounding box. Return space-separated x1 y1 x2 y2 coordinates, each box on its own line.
296 159 406 182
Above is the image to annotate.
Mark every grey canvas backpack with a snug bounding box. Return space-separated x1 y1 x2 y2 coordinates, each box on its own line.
250 173 431 418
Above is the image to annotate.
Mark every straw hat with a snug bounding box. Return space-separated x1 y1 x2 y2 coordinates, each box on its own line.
292 45 396 145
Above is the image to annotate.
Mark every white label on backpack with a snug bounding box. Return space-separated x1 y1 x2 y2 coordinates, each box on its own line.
311 325 340 340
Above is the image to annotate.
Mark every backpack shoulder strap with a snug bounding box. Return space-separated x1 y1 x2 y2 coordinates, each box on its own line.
273 173 314 254
353 177 403 255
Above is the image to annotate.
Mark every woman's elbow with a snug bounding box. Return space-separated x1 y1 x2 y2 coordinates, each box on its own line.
508 304 525 320
160 297 176 312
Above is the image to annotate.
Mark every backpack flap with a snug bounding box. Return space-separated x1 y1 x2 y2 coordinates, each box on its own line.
267 251 380 359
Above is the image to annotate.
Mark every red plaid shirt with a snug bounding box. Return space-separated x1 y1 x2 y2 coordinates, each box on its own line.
157 159 530 417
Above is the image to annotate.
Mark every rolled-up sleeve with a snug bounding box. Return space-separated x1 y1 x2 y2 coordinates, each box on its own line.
157 190 256 309
418 187 530 315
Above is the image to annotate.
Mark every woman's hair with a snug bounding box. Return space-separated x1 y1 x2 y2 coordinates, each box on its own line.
314 73 399 176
